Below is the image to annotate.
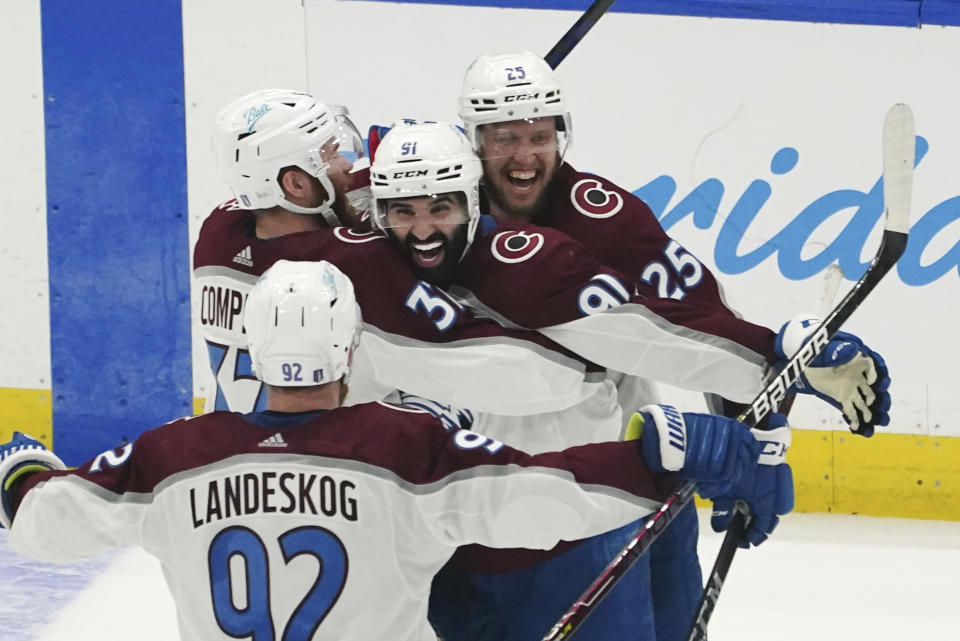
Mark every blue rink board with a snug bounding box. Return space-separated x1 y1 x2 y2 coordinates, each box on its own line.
41 0 192 466
358 0 960 27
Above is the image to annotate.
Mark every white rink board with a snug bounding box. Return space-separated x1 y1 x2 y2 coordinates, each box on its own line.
299 1 960 436
0 1 51 390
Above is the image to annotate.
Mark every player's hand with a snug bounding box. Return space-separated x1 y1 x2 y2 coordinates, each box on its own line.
710 413 794 548
776 314 891 437
0 432 66 528
632 404 761 499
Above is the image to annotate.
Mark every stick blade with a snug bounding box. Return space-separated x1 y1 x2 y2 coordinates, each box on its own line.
816 263 844 318
882 103 915 234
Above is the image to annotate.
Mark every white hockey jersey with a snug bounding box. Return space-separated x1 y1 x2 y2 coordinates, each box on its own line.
8 403 670 641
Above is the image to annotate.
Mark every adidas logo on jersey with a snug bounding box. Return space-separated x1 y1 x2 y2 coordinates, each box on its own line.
258 433 287 448
232 245 253 267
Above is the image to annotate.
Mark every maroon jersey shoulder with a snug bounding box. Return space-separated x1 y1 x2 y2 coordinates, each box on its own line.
21 407 456 498
456 216 633 328
541 164 751 316
541 163 664 239
535 164 670 278
192 201 397 279
23 405 656 499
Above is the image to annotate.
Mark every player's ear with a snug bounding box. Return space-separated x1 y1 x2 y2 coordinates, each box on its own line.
278 167 308 198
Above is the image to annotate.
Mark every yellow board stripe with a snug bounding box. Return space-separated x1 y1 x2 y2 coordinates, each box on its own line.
696 429 960 522
0 387 53 449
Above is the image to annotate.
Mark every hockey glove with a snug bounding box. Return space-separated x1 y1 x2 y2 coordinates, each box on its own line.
633 404 761 499
398 392 475 432
776 313 891 437
710 413 794 548
0 432 66 528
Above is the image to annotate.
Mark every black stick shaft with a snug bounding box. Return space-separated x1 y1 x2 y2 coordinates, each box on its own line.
544 0 616 68
540 482 696 640
685 512 747 640
541 223 909 641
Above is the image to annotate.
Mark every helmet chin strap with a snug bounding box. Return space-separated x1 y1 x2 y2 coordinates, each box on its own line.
278 170 341 226
458 217 479 263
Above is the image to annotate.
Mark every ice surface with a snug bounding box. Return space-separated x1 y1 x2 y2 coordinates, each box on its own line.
4 511 958 640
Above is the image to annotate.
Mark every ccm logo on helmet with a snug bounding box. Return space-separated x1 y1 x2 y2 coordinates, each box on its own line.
504 93 540 102
392 169 429 179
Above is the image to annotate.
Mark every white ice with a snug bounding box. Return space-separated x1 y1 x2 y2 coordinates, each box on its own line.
5 510 959 641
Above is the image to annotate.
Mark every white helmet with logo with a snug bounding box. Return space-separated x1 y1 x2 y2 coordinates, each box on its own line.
244 260 362 387
458 51 572 156
369 121 483 256
213 89 365 225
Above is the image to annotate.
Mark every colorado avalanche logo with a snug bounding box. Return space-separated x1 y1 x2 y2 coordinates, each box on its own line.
490 231 545 263
571 178 624 219
333 227 385 244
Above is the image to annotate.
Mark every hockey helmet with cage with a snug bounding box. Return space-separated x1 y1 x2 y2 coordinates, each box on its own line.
213 89 366 225
458 51 572 158
244 260 362 387
369 121 483 260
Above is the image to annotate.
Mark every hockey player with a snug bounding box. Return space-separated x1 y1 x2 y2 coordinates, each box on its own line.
449 51 893 640
368 118 885 639
368 123 791 402
0 260 791 641
197 88 806 428
456 51 891 435
194 88 615 419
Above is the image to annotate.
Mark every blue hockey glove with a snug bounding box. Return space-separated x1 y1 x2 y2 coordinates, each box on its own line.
633 404 762 499
710 413 794 548
398 392 475 432
776 314 891 437
0 432 66 528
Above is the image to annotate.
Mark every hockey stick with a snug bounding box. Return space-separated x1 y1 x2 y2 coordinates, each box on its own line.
684 102 915 641
544 0 616 69
541 103 915 641
816 263 844 319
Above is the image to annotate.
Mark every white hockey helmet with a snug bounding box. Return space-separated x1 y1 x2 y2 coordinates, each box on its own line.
244 260 362 387
213 89 366 225
369 121 482 256
458 51 572 156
